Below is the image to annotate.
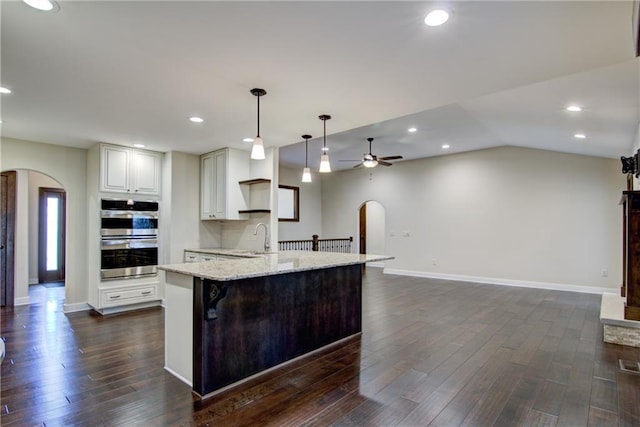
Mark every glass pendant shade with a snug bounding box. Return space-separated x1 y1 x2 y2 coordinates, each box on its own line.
318 115 332 173
319 153 331 173
251 136 265 160
302 167 312 182
363 159 377 168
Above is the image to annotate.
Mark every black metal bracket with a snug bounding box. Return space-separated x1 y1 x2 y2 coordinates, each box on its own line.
205 282 228 320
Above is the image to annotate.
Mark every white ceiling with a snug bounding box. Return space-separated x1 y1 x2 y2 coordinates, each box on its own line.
2 1 639 171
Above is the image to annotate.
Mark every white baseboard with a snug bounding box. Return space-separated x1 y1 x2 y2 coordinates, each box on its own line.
29 277 38 285
367 262 385 268
15 296 30 306
63 302 92 313
383 268 614 295
164 366 192 387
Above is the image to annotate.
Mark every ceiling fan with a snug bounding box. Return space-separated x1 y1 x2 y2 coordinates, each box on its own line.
342 138 403 168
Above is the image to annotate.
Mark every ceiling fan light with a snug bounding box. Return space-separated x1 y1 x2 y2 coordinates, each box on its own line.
363 159 377 168
251 137 266 160
302 167 312 182
23 0 59 12
425 9 449 26
319 154 332 173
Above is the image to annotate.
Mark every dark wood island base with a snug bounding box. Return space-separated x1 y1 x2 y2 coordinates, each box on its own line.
193 264 363 397
159 251 394 399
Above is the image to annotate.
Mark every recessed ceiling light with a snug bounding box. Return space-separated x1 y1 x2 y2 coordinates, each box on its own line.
0 87 12 94
574 133 586 139
133 143 145 148
243 138 254 143
442 144 450 149
425 9 449 26
189 116 204 123
408 127 417 133
566 105 582 112
23 0 59 12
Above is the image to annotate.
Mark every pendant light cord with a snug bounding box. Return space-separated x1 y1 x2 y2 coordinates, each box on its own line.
257 95 261 138
323 119 326 149
305 138 309 167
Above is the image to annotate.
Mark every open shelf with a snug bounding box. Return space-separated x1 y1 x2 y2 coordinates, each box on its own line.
238 178 271 185
238 209 271 214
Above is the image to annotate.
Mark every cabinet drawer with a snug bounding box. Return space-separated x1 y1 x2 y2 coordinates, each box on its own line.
102 285 158 306
184 252 201 263
201 255 217 262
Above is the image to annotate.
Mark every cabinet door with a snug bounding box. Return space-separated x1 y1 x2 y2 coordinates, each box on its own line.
101 145 130 193
201 154 215 219
132 150 161 195
213 150 227 218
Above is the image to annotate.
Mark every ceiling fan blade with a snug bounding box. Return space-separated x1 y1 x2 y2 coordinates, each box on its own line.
353 163 364 169
378 161 393 166
379 155 403 161
339 159 362 162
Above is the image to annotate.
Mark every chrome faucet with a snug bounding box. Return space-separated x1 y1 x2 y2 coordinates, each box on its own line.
254 223 270 252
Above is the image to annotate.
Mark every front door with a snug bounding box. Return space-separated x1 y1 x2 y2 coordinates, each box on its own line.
38 188 66 283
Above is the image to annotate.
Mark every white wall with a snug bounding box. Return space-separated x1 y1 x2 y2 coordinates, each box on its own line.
321 146 624 291
28 171 63 284
221 212 271 252
162 152 202 264
1 138 88 309
278 165 323 241
15 170 29 304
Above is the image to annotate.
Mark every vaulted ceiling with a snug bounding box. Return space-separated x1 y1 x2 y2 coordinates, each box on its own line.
2 1 638 171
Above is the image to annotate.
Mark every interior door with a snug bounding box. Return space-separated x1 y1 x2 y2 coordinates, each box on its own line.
359 203 366 254
38 187 66 283
1 171 16 306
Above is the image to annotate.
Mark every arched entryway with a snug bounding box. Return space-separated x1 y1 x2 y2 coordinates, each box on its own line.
0 169 67 306
358 200 386 256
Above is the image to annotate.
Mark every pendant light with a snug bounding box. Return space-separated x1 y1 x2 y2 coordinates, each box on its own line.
301 134 313 182
318 114 332 173
250 88 267 160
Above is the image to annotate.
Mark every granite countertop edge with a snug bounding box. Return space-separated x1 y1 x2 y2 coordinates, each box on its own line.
159 250 393 282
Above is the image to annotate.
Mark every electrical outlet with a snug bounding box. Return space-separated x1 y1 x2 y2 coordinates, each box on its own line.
601 269 608 277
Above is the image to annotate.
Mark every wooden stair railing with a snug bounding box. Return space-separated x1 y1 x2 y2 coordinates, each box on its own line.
278 235 353 253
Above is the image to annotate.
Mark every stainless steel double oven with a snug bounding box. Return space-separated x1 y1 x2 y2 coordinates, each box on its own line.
100 199 158 280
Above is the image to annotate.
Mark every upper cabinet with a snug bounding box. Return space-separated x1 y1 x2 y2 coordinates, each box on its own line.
201 148 250 220
100 144 162 196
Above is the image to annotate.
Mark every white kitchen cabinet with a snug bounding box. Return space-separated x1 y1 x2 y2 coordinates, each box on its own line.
100 144 162 195
94 277 162 314
184 251 216 262
200 148 250 220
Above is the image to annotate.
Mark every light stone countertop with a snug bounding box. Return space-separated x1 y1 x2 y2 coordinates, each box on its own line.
183 248 264 258
159 250 393 282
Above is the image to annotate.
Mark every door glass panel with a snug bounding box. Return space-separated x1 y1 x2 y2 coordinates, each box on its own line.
46 196 59 271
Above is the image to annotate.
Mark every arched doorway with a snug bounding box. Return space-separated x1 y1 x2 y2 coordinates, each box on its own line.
358 200 386 257
0 169 67 306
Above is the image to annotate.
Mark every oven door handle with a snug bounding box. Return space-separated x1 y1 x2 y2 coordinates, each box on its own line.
101 239 158 250
101 210 158 219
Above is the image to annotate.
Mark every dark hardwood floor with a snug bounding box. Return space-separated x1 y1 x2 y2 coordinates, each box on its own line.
2 270 639 426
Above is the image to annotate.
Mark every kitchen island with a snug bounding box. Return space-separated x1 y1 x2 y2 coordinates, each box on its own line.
159 250 391 398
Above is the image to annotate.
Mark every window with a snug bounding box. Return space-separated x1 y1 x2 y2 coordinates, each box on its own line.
278 185 299 222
